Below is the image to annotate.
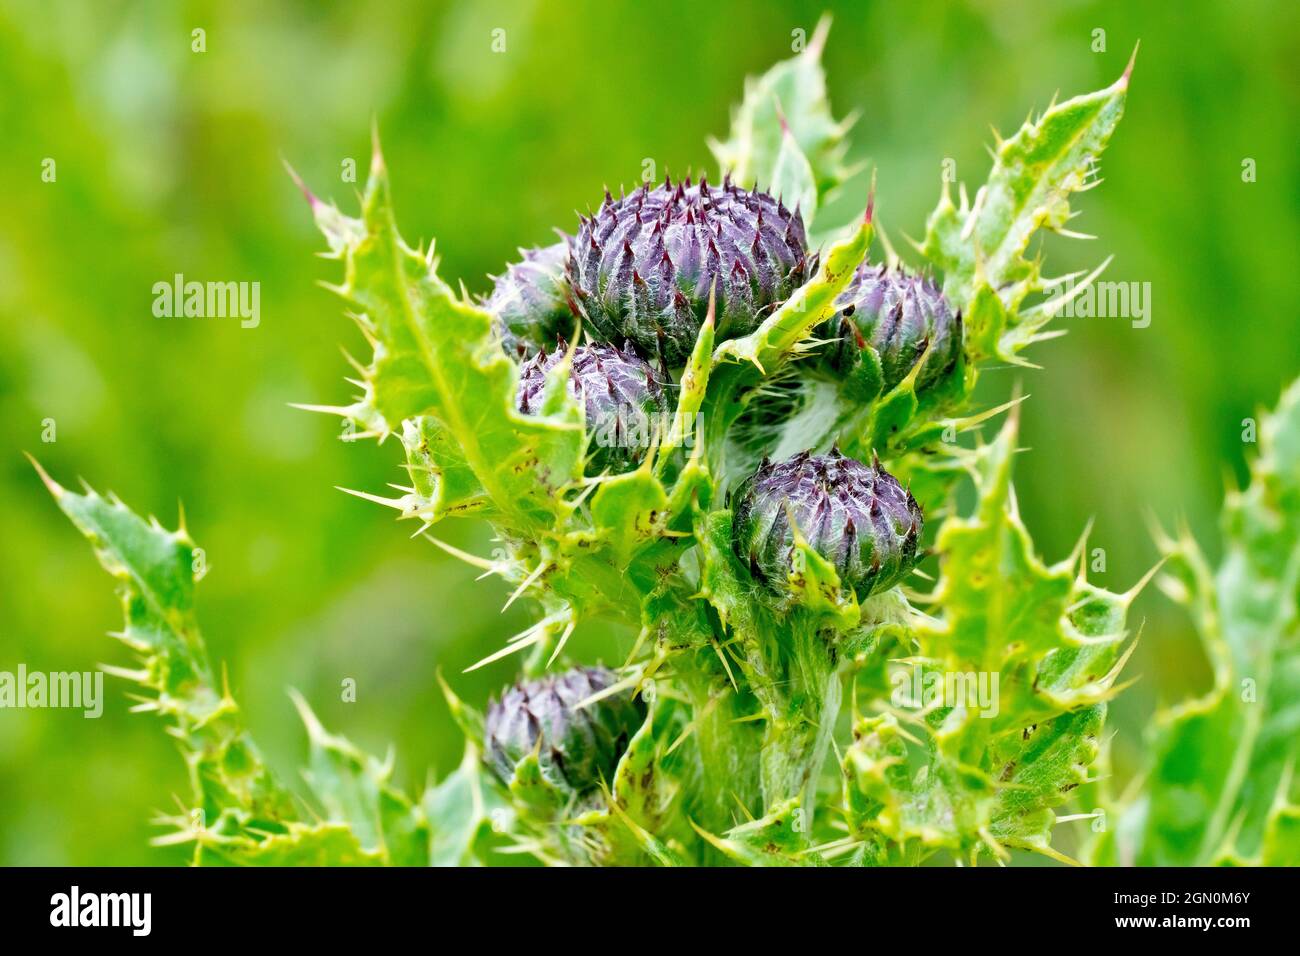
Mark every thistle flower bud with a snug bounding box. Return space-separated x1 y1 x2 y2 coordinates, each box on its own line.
731 449 923 600
824 263 962 394
569 175 812 365
515 341 668 473
487 242 575 357
484 666 645 795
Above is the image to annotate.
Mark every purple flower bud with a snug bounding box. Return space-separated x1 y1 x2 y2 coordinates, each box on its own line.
824 263 963 394
731 449 923 600
484 666 645 795
486 242 575 357
568 176 812 365
515 341 668 473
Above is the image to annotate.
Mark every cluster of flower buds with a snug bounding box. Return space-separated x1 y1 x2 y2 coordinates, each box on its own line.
482 173 960 539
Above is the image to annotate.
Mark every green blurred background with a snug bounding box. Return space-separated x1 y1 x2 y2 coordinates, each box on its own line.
1 0 1296 865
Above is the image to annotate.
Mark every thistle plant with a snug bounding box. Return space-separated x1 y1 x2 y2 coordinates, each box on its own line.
37 17 1300 867
1084 380 1300 867
569 177 813 364
487 242 574 358
819 264 963 395
730 449 923 601
515 341 668 474
484 666 645 795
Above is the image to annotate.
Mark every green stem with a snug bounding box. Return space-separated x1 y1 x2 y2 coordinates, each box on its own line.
755 621 842 817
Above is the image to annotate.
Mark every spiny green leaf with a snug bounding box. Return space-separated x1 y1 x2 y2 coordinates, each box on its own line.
1107 377 1300 866
305 144 586 535
656 313 714 473
921 61 1131 316
188 823 382 867
589 464 671 568
401 416 493 522
694 799 825 866
570 698 697 865
843 711 996 853
37 463 447 867
709 14 857 213
33 461 302 851
843 410 1134 861
988 704 1104 852
424 744 507 866
292 692 430 866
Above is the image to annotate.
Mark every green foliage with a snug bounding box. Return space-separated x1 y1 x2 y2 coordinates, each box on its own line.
1087 380 1300 866
839 410 1136 865
921 55 1132 318
304 153 587 536
33 460 500 866
708 14 856 223
46 18 1293 871
921 56 1130 400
